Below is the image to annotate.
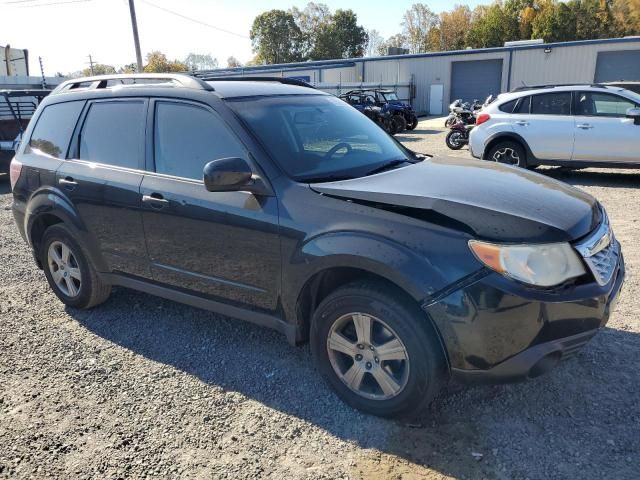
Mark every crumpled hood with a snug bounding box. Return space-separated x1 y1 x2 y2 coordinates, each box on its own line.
310 156 601 243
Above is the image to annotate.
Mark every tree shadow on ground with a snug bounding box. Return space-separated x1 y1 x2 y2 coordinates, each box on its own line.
71 286 639 479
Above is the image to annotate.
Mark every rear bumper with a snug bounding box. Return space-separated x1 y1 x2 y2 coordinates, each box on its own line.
425 253 625 384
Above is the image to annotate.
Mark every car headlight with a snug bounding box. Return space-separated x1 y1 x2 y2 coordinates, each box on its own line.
468 240 586 287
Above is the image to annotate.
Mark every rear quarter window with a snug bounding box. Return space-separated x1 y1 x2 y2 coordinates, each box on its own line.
498 99 518 113
28 101 84 158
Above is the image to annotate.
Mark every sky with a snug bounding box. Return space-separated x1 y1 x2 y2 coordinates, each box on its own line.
2 0 485 76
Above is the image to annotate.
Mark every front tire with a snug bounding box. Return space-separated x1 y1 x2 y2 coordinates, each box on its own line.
310 281 448 418
406 114 418 130
487 141 526 168
40 224 111 309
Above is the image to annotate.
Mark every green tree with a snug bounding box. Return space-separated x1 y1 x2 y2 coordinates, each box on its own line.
118 63 137 74
143 51 187 73
402 3 439 53
466 3 511 48
250 10 303 64
312 9 367 59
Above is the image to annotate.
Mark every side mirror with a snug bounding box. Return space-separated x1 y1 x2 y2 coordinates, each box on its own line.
203 157 254 192
626 107 640 125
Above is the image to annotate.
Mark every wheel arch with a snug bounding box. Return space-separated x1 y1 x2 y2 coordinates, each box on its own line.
26 188 108 271
482 132 536 163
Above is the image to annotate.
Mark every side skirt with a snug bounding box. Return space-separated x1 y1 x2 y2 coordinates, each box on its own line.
101 273 297 345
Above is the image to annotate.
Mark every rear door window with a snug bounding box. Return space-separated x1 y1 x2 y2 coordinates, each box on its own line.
153 101 247 180
28 101 84 158
79 101 146 169
530 92 572 115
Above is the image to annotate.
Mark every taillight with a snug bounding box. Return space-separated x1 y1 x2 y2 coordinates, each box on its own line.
475 113 491 125
9 158 22 191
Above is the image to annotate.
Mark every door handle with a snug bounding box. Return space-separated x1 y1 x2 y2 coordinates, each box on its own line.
515 120 529 126
577 123 593 130
142 193 169 209
59 177 78 189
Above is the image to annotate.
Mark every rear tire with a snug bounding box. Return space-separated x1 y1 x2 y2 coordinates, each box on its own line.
487 141 527 168
445 130 465 150
40 224 111 309
392 114 407 132
310 281 448 418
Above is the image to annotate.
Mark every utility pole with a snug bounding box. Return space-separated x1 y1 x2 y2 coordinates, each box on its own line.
87 54 95 75
38 56 47 89
128 0 143 72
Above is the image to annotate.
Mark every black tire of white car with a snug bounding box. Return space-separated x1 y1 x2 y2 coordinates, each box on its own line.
488 141 527 168
310 281 448 418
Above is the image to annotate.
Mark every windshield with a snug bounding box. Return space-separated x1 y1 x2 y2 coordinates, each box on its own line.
620 88 640 103
382 92 399 101
228 94 414 182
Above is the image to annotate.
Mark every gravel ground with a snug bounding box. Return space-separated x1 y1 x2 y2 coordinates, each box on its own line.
1 120 639 479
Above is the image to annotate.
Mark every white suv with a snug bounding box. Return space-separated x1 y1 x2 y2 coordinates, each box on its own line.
469 84 640 168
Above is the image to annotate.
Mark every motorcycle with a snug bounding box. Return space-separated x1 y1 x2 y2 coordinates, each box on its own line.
445 99 477 127
445 120 474 150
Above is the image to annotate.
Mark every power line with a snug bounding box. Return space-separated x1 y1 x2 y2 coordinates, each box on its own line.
139 0 250 40
10 0 92 7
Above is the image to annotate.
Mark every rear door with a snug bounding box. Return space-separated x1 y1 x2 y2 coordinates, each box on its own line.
56 98 151 278
140 99 281 312
513 92 575 161
572 91 640 163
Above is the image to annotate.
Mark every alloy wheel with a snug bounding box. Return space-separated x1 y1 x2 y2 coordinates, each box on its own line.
492 147 521 166
326 312 410 400
47 240 82 297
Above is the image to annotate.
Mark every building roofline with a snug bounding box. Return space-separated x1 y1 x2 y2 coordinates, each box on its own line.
201 36 640 75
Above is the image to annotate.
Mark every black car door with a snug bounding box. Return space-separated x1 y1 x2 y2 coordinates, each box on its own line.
139 99 281 312
56 98 151 278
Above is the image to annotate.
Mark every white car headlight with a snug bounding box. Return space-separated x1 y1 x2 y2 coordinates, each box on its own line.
469 240 586 287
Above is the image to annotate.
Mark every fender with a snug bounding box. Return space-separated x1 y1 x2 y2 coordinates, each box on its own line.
281 230 462 323
25 186 109 272
482 131 538 164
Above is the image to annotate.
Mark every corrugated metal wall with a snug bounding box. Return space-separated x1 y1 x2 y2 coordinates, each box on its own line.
509 42 640 88
363 52 509 114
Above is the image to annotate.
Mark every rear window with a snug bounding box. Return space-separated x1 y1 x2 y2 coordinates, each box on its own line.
79 101 146 169
28 101 84 158
530 92 572 115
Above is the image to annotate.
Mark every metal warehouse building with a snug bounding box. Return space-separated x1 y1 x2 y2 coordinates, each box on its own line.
201 37 640 115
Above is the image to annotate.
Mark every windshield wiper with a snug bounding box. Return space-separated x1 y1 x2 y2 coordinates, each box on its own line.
302 174 355 183
364 159 412 177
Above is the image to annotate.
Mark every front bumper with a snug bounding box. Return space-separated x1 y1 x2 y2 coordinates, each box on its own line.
424 252 625 384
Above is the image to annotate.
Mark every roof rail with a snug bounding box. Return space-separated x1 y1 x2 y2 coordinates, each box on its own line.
51 73 214 94
512 83 609 92
191 75 315 89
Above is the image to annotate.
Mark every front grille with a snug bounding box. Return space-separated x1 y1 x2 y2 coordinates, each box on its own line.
575 213 619 287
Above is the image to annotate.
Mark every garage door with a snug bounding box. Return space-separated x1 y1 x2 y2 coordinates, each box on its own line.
594 50 640 82
451 59 503 103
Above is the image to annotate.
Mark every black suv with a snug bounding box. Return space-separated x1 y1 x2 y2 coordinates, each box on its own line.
10 74 624 418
